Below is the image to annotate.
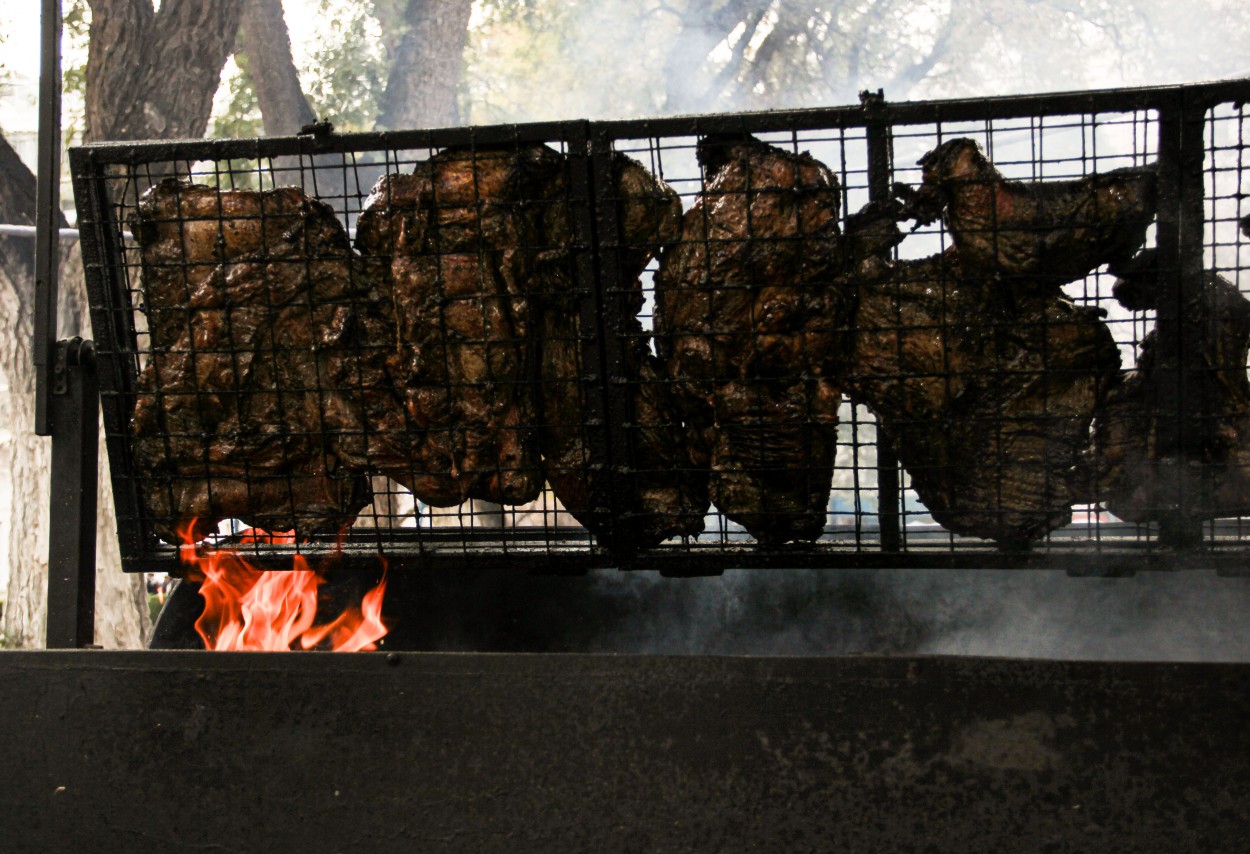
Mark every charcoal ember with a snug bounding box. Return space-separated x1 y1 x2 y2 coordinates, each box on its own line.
897 138 1156 286
129 179 372 541
655 136 850 544
355 145 564 507
534 154 707 548
1095 249 1250 523
840 233 1121 545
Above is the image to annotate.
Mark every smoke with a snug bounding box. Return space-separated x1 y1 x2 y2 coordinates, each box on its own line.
440 1 1250 662
909 570 1250 661
594 569 1250 661
371 565 1250 661
464 0 1250 125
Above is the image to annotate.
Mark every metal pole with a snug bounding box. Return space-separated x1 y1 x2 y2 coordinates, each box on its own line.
45 339 99 649
862 90 903 553
1154 92 1206 549
33 0 63 437
35 2 99 647
0 225 79 240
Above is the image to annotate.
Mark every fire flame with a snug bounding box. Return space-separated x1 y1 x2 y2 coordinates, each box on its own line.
178 524 389 652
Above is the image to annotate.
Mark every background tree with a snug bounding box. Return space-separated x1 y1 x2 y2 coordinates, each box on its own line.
1 0 245 647
0 0 476 645
463 0 1247 122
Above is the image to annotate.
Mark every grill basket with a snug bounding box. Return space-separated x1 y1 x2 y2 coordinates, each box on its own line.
69 81 1250 574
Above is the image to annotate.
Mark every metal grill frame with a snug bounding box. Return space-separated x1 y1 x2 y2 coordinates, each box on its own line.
69 79 1250 575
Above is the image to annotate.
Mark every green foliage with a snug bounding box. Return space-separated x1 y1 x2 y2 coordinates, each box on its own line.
211 54 264 140
464 0 677 123
474 0 547 29
40 0 1247 147
63 0 89 46
62 0 90 145
304 0 388 132
148 593 163 626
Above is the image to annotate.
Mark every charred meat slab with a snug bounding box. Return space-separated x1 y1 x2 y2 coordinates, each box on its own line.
837 205 1121 545
656 136 851 544
534 154 707 548
896 138 1156 287
129 179 372 541
1095 249 1250 524
355 145 562 507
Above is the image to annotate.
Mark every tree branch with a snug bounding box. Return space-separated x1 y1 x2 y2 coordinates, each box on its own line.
662 0 772 113
239 0 317 135
86 0 244 142
376 0 474 130
883 8 963 98
698 5 770 107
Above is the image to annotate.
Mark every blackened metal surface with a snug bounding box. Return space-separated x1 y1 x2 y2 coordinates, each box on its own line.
1 652 1247 851
33 0 62 436
127 530 1250 576
45 339 99 648
862 91 902 554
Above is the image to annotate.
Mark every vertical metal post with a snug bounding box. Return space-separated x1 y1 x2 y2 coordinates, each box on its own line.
46 339 99 649
564 123 622 549
1154 92 1207 548
34 0 63 437
586 126 642 555
862 91 902 553
35 3 99 647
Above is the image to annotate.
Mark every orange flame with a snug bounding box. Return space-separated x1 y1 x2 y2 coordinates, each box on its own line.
178 523 389 652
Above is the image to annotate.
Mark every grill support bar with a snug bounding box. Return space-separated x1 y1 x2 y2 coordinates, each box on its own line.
862 90 903 553
1154 91 1209 547
36 0 101 647
32 0 62 437
45 338 99 649
3 652 1248 849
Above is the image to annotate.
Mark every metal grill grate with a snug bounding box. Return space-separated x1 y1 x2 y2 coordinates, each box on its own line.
69 81 1250 574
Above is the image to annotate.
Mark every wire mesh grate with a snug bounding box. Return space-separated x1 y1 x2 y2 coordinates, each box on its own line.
68 82 1250 573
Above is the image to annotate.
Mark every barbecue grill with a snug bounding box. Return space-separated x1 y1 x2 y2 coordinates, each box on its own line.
65 79 1250 581
11 77 1250 850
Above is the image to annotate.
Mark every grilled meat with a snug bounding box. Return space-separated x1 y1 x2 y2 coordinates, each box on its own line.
129 179 373 541
1095 249 1250 524
896 138 1156 286
656 136 852 544
836 203 1121 545
534 154 707 548
354 145 562 508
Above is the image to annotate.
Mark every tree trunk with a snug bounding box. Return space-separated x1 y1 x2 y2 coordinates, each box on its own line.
239 0 316 135
3 0 246 648
85 0 246 143
0 127 147 648
376 0 473 130
0 260 50 648
235 0 355 229
0 134 48 308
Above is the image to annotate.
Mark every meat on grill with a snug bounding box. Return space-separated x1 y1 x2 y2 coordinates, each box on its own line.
895 138 1157 286
129 179 373 542
656 135 852 544
533 153 708 548
1095 248 1250 524
354 145 562 508
835 203 1122 545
